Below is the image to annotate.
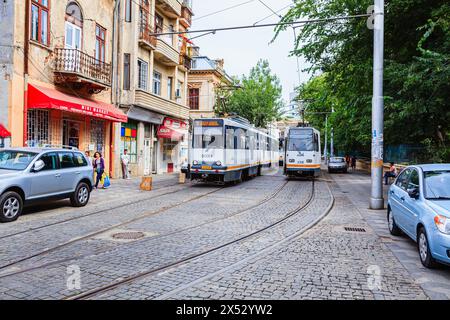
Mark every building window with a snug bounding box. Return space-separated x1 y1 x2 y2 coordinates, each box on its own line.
176 80 183 100
155 13 163 34
167 77 173 100
189 88 199 110
125 0 132 22
121 122 138 163
27 110 49 147
153 71 161 95
90 119 105 155
123 53 131 90
95 24 106 62
31 0 50 46
138 59 148 90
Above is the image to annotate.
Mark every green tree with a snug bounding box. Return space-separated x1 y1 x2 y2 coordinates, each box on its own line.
217 59 283 128
276 0 450 162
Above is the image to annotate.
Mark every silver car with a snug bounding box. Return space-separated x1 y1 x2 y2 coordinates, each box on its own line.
0 147 94 222
328 157 348 173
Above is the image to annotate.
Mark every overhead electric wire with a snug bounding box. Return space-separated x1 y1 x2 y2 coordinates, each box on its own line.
252 3 292 26
150 13 373 36
193 0 257 22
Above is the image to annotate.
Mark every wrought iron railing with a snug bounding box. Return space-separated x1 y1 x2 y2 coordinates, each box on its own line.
181 5 192 26
139 23 158 48
54 48 111 86
180 54 192 70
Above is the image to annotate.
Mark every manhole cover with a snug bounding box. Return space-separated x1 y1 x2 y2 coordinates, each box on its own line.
344 227 367 233
112 232 145 240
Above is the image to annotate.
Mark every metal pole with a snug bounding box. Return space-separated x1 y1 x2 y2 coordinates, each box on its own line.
370 0 385 209
324 115 328 164
330 106 334 157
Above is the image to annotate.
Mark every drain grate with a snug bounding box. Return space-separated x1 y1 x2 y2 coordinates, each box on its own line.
112 231 145 240
344 227 367 233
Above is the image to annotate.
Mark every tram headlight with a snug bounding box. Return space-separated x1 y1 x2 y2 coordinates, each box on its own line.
193 160 199 165
215 161 222 166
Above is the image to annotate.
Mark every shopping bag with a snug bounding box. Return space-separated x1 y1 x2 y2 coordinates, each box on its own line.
103 174 111 188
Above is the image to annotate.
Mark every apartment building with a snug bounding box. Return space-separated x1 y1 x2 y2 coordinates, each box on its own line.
0 0 126 176
115 0 193 176
188 53 233 119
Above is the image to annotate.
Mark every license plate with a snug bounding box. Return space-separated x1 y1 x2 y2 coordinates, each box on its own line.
202 165 212 170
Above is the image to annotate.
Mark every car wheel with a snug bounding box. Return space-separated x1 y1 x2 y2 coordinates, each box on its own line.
387 208 402 236
0 191 23 223
417 227 437 268
70 182 90 207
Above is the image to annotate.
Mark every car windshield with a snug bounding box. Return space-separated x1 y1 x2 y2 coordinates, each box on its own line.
0 150 38 171
330 158 345 163
424 170 450 199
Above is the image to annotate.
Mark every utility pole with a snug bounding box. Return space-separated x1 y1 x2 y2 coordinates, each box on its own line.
330 106 335 157
370 0 385 210
324 114 328 164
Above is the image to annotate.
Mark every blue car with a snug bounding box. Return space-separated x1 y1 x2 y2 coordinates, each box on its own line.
387 164 450 268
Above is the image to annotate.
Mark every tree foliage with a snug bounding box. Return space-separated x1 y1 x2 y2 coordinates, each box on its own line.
216 59 283 128
276 0 450 162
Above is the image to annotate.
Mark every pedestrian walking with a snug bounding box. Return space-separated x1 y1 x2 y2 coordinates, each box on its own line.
85 151 93 167
351 156 357 172
345 155 351 168
121 149 131 179
384 162 397 185
93 152 105 189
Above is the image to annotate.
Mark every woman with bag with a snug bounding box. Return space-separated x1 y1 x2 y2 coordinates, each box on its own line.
93 152 105 189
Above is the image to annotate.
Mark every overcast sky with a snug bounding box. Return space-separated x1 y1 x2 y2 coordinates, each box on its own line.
190 0 311 103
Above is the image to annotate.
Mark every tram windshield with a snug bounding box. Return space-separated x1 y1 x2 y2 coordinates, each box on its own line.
288 129 315 152
193 120 224 149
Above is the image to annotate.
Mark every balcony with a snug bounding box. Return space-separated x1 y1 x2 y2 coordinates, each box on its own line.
155 38 179 66
180 3 193 28
135 89 189 120
155 0 181 18
139 23 157 50
53 48 111 91
179 55 192 71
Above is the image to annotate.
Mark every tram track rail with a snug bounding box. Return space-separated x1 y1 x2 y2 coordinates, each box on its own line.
65 180 321 300
0 177 289 278
0 178 188 240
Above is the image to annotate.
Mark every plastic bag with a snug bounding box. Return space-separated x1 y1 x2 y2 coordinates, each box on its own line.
103 174 111 188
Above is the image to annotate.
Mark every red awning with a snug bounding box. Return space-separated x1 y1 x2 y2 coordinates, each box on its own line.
0 124 11 138
157 126 184 141
28 84 127 122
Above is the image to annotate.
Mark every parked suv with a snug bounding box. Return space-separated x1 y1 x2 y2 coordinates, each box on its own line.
0 147 94 222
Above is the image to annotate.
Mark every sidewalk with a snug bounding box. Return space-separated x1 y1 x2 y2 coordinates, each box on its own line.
329 170 450 299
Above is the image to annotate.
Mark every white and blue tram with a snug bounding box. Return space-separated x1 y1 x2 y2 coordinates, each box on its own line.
189 117 279 184
283 126 321 178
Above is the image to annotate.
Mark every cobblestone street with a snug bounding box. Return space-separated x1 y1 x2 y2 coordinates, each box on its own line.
0 170 448 300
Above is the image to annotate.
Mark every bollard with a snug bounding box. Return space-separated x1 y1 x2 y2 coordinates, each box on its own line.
140 176 152 191
179 173 186 184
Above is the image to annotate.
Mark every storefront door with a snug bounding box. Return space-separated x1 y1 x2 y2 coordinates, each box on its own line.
144 138 152 176
63 120 80 149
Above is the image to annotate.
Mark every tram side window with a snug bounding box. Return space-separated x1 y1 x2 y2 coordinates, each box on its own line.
225 126 235 150
314 133 320 152
236 128 246 150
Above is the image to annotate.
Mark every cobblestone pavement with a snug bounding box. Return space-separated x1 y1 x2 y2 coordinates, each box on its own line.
330 172 450 300
165 176 428 300
0 170 445 300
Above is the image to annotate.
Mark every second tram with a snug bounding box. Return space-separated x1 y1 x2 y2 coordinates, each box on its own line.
283 126 321 178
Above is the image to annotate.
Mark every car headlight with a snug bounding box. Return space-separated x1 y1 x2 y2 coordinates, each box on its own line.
193 160 199 166
434 215 450 234
215 161 222 166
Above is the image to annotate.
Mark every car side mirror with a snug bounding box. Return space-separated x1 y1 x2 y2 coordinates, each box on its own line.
408 188 420 199
33 160 45 172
